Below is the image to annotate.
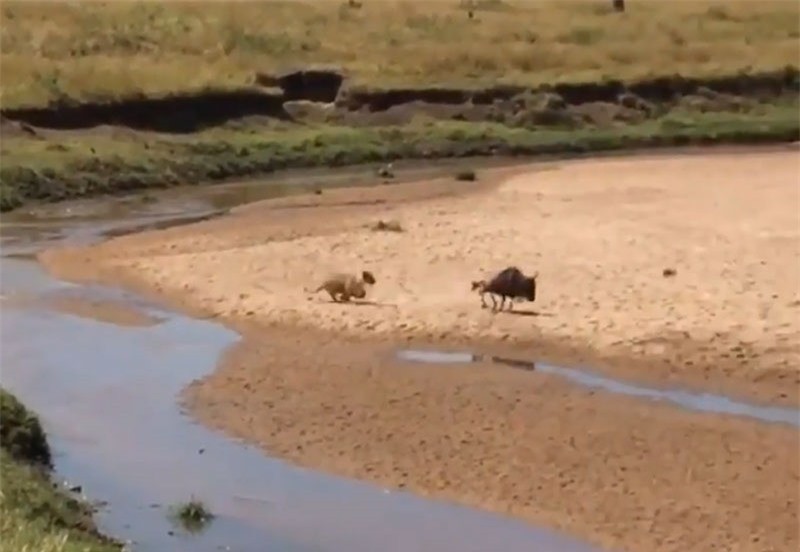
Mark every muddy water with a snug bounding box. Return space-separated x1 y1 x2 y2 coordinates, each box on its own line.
0 177 605 552
395 350 800 428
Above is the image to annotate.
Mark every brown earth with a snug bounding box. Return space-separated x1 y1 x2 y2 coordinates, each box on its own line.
2 67 796 132
39 147 800 552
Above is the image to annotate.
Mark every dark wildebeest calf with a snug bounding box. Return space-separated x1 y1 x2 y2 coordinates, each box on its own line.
475 266 538 312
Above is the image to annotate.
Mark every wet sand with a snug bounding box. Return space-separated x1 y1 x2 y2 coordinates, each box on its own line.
40 147 800 551
185 328 798 552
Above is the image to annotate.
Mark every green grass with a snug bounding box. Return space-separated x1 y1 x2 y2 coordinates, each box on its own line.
0 389 120 552
2 99 798 212
168 498 215 535
1 0 798 107
0 389 52 468
1 1 797 210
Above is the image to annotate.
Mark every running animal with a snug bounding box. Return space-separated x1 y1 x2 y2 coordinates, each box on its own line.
471 279 491 308
470 277 515 309
477 266 538 312
313 270 376 303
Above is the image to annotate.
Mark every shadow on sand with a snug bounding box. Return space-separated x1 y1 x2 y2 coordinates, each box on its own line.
503 309 549 317
322 299 398 309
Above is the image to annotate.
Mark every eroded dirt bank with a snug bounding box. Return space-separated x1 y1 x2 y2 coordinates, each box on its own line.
39 148 800 552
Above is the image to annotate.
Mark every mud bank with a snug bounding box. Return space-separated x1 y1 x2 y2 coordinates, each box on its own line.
175 325 799 552
2 67 796 132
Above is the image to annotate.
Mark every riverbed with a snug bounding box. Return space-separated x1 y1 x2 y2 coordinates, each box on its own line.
1 161 608 552
3 149 799 552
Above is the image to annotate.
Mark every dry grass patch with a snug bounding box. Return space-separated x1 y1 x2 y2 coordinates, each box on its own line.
1 0 797 107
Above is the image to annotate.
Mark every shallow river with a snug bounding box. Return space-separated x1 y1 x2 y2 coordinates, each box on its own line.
1 157 797 552
0 163 608 552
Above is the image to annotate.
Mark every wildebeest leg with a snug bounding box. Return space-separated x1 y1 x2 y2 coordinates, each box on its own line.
506 298 514 311
327 290 339 302
480 291 488 308
492 295 506 312
340 292 351 302
498 295 506 312
490 293 498 312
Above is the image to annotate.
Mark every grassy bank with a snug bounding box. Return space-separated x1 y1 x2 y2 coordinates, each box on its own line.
1 0 798 107
0 1 797 212
2 99 798 212
0 389 120 552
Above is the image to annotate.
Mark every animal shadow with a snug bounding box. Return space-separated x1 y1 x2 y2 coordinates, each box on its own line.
502 309 554 318
323 299 397 309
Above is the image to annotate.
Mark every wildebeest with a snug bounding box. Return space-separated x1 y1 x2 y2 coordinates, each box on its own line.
475 266 538 312
313 270 376 303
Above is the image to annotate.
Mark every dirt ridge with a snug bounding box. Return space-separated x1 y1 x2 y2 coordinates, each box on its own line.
337 66 800 111
1 67 796 133
0 89 289 134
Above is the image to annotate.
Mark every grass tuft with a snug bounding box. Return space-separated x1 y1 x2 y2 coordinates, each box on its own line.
0 389 52 468
371 219 405 232
168 497 215 534
454 169 477 181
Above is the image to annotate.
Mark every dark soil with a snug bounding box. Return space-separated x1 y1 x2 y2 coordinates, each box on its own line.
1 89 289 134
1 67 796 134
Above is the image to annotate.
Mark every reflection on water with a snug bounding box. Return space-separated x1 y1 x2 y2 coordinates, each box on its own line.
396 349 800 428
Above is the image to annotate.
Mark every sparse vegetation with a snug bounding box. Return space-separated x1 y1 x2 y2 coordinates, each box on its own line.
0 1 797 107
168 497 214 534
455 169 477 181
2 100 797 212
371 219 405 232
0 388 120 552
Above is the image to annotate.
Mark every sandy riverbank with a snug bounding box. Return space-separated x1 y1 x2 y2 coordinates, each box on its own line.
42 147 800 405
38 147 800 552
185 327 798 552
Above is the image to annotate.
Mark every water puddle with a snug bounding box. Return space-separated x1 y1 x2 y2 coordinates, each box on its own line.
0 179 607 551
396 350 800 428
